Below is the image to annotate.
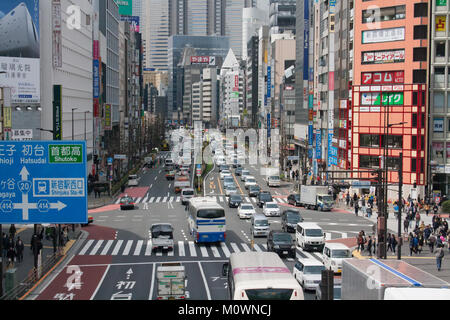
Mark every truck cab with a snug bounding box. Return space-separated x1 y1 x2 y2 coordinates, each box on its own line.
150 223 174 252
316 194 334 211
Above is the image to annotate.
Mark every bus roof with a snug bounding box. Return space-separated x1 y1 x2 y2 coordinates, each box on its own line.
230 252 298 284
189 197 224 210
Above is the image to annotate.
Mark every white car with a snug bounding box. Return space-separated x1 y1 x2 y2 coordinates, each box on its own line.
216 157 225 166
244 177 257 189
293 258 325 291
243 175 255 183
220 170 232 180
263 202 281 217
240 170 250 181
267 175 281 187
237 203 256 219
128 174 139 187
224 184 238 196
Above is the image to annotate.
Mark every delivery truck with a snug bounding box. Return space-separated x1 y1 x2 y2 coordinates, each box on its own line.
299 185 334 211
156 263 187 300
341 258 450 300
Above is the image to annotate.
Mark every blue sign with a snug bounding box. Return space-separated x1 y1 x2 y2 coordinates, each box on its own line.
352 181 371 188
267 113 271 138
316 129 322 160
107 157 113 165
93 60 99 98
303 0 309 81
0 141 87 224
267 66 271 98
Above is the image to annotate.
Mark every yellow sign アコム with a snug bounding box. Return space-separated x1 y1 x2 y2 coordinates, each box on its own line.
436 16 446 32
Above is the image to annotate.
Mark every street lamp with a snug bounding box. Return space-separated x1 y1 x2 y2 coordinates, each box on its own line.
84 110 91 141
72 108 78 140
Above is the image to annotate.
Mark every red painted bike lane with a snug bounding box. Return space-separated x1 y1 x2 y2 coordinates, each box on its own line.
36 256 112 300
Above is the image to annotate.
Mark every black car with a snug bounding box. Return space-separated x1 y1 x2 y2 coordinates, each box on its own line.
287 194 301 207
267 231 296 258
232 159 242 168
281 209 304 233
257 191 273 208
228 194 243 208
219 164 230 172
248 185 261 197
235 167 243 176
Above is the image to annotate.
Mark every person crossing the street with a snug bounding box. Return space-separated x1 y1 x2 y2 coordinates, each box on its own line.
436 244 445 271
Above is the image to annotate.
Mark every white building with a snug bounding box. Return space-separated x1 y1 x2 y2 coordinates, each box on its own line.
40 0 94 174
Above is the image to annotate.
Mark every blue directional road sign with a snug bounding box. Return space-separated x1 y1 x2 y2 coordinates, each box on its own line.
0 141 87 224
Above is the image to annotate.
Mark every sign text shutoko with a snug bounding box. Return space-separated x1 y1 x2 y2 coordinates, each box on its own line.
0 141 87 224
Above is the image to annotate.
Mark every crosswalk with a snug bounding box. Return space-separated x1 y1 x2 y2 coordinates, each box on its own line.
116 195 289 205
78 239 270 259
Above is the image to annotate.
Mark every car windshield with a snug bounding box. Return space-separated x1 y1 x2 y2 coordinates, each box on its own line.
260 194 272 201
151 225 173 239
250 186 260 190
247 179 256 183
304 266 325 274
286 212 301 223
120 197 132 202
266 203 278 209
332 250 351 258
270 176 280 180
182 190 194 195
321 195 334 203
255 220 269 227
241 205 253 210
197 209 225 219
305 229 324 237
292 194 300 201
224 177 234 182
273 233 292 242
242 171 250 175
230 195 242 201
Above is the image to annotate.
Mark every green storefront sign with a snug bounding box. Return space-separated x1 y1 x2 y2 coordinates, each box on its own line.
382 92 404 106
437 0 447 6
49 145 83 163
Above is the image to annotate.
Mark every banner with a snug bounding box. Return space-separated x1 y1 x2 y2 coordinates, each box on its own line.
52 0 62 68
0 0 41 103
434 119 444 132
93 60 100 98
120 16 140 32
115 0 132 16
53 85 62 140
361 71 404 85
436 16 447 32
267 66 271 98
362 27 405 44
3 107 12 128
362 49 405 65
104 104 112 131
316 129 322 160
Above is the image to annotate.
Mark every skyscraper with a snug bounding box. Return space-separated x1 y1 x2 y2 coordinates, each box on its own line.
144 0 170 70
225 0 246 60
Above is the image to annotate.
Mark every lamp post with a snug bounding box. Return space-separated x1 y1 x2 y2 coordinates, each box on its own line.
0 71 6 296
72 108 78 140
84 111 91 141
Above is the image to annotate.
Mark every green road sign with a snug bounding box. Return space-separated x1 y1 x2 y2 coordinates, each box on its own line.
49 144 84 163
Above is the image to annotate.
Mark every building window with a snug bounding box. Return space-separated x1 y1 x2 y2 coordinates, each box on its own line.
413 92 426 106
360 155 380 168
413 47 427 62
414 3 428 17
412 136 417 149
412 114 418 127
436 41 446 58
413 69 427 83
386 157 400 170
360 134 380 148
381 135 403 149
362 5 406 23
411 158 417 172
434 67 445 88
434 92 445 112
413 25 427 39
432 142 445 162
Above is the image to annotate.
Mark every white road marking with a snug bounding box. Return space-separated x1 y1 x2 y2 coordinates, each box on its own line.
162 197 167 202
111 240 124 255
133 240 144 256
148 197 155 203
325 232 332 240
178 241 185 256
150 184 153 189
168 184 171 188
154 177 158 181
100 240 114 255
176 197 181 202
148 264 156 300
241 243 251 252
142 195 148 203
197 261 212 300
145 240 152 256
115 199 121 204
262 244 267 250
169 197 174 202
188 241 197 257
155 197 161 203
200 245 209 257
253 244 263 252
220 242 231 258
135 197 142 204
79 240 94 255
211 245 221 257
89 240 104 255
230 243 241 253
90 264 111 300
122 240 133 255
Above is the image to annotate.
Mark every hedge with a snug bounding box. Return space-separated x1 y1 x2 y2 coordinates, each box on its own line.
442 200 450 213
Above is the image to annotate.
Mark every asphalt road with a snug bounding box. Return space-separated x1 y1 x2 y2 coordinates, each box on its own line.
32 150 380 300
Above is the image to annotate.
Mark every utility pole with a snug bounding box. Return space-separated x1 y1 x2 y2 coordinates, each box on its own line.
398 152 403 260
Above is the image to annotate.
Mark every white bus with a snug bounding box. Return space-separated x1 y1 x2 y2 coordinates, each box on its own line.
187 197 226 243
222 252 304 300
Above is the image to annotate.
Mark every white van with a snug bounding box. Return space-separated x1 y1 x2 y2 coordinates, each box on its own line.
293 258 325 291
181 188 195 205
322 243 352 274
128 174 139 187
295 222 325 252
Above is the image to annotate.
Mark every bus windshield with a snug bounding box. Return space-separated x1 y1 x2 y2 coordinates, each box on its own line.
245 289 294 300
197 209 225 219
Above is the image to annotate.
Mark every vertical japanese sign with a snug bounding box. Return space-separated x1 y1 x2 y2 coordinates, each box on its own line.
104 104 112 131
436 16 446 32
0 0 41 103
315 129 322 160
53 85 62 140
52 0 62 68
267 113 271 138
267 66 271 98
115 0 132 16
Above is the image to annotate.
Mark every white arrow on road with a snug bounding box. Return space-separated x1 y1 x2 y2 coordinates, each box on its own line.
126 268 133 279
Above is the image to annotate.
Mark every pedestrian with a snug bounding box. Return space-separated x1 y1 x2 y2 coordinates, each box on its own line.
404 218 409 233
435 244 445 271
394 202 399 220
443 220 449 234
346 193 350 207
9 224 16 239
433 204 439 215
418 233 424 254
291 171 295 181
357 232 365 252
409 233 416 256
424 225 432 244
366 204 372 218
295 170 299 181
387 233 393 252
391 235 398 254
353 192 358 204
354 200 359 216
6 245 15 268
2 232 7 257
15 237 24 263
425 203 430 216
361 198 366 216
367 236 373 257
429 234 436 253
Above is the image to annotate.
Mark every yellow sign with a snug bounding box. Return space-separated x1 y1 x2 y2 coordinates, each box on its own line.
3 107 11 128
436 16 446 32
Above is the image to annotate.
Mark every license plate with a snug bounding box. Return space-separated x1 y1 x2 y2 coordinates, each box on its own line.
337 269 342 273
283 251 288 254
203 235 208 238
163 246 168 249
169 297 175 300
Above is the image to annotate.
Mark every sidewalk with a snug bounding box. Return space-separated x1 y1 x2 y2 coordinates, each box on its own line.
1 225 80 297
87 192 115 210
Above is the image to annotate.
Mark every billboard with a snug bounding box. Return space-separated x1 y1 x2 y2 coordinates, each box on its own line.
0 0 40 103
436 16 446 32
362 49 405 65
120 15 140 32
190 56 216 65
115 0 132 16
361 71 404 85
104 104 112 131
362 27 405 44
